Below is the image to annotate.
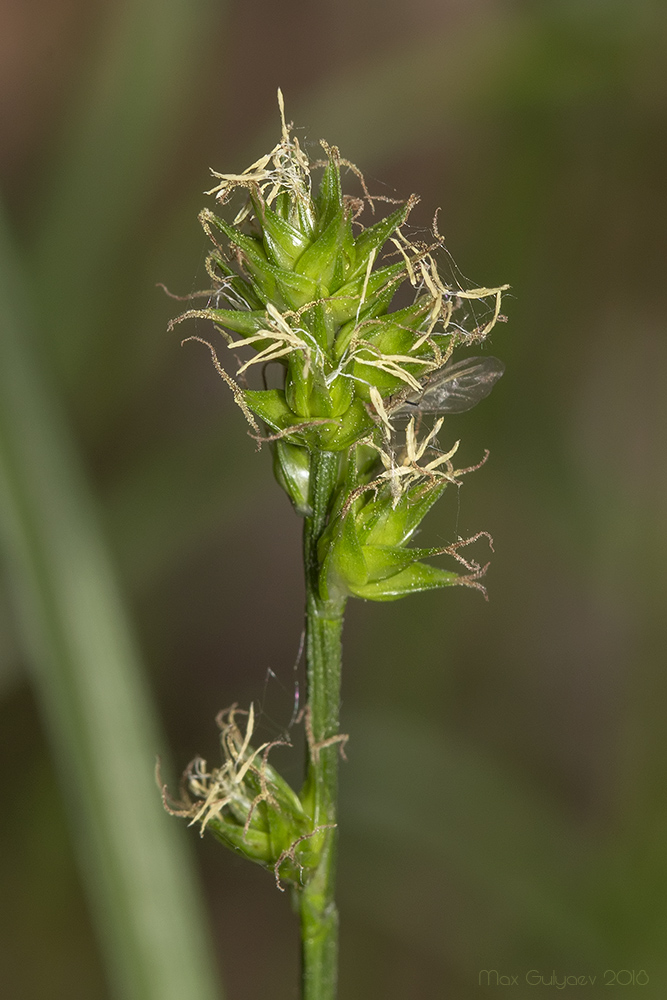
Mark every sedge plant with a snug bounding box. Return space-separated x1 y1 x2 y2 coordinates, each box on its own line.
161 93 508 1000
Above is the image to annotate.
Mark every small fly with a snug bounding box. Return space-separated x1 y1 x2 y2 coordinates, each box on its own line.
392 355 505 416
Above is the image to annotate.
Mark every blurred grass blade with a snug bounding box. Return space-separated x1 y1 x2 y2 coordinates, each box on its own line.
0 578 22 698
31 0 217 382
0 204 223 1000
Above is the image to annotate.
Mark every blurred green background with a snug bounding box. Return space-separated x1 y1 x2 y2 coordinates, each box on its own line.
1 0 667 997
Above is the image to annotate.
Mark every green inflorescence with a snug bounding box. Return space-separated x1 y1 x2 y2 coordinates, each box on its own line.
160 704 331 889
172 91 507 604
168 93 508 895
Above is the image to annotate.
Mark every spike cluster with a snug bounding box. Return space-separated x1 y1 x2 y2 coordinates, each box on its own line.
160 705 328 889
173 94 507 600
168 101 509 921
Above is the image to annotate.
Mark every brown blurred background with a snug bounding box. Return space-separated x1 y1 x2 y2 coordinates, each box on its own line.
1 0 667 997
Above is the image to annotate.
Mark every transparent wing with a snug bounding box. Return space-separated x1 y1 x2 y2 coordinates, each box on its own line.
400 356 505 414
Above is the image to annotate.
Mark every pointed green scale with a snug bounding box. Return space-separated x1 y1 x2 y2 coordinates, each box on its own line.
204 307 269 337
206 250 263 310
304 371 354 421
273 190 291 220
244 385 336 450
315 398 376 451
285 350 313 416
354 273 405 321
351 360 430 399
358 480 447 548
327 373 354 416
241 258 276 306
270 268 320 309
294 355 354 420
266 808 301 865
243 255 319 310
317 502 360 602
339 207 356 282
328 262 405 325
295 197 316 241
207 816 272 861
293 206 347 289
355 490 411 547
315 149 343 232
258 758 309 820
400 480 450 541
349 201 413 280
244 386 368 452
306 370 336 419
354 491 401 546
338 310 435 377
330 241 348 293
348 562 461 601
362 543 463 584
273 441 311 515
308 296 335 352
333 283 419 359
202 209 268 269
205 212 318 309
261 214 310 270
329 510 369 590
203 756 314 881
243 388 298 430
360 544 426 583
270 183 316 235
361 299 434 347
354 324 429 357
251 190 310 270
350 308 436 396
354 443 382 484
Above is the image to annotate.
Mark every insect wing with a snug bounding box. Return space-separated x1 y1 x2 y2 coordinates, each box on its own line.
408 356 505 414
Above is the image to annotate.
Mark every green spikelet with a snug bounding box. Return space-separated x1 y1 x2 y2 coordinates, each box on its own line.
174 91 507 596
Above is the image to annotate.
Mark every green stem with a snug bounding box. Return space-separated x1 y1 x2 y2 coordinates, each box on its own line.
300 449 346 1000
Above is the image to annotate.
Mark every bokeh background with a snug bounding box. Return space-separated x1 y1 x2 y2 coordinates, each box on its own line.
2 0 667 997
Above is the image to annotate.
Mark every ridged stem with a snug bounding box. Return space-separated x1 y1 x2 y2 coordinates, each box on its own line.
300 449 346 1000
